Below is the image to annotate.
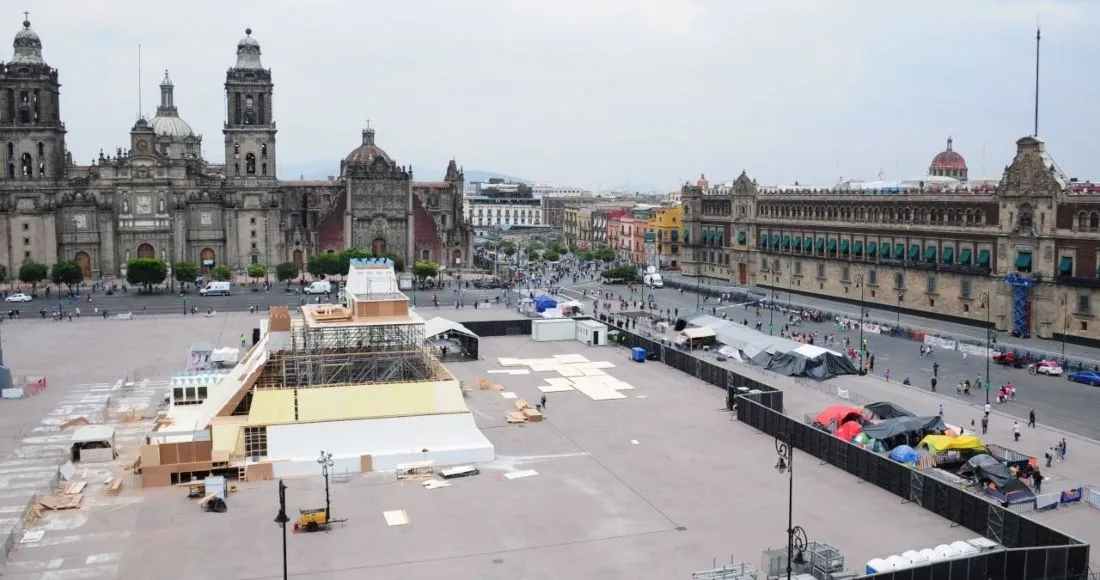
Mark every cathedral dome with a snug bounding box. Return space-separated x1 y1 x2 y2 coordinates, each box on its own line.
151 115 194 138
12 19 45 65
930 137 967 171
235 28 263 69
344 128 392 166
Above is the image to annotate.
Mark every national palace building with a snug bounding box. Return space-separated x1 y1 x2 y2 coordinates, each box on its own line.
680 136 1100 345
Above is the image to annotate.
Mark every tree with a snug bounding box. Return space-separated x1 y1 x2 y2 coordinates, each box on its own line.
126 258 168 292
0 263 7 282
50 260 84 290
275 261 299 286
247 263 267 282
337 248 372 275
411 260 439 282
174 262 199 290
543 250 561 262
601 266 638 282
18 261 48 289
307 253 341 279
210 264 232 281
501 242 516 257
594 247 616 263
526 248 540 262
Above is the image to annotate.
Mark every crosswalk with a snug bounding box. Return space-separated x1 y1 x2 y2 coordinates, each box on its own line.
0 379 169 579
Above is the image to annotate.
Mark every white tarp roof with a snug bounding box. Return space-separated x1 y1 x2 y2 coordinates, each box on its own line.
210 347 240 364
687 319 801 359
793 344 842 358
71 425 115 444
424 317 479 339
681 327 716 339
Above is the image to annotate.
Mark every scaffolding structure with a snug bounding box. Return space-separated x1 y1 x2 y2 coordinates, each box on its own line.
253 315 445 390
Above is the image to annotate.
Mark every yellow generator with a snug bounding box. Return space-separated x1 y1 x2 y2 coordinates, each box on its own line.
295 508 328 532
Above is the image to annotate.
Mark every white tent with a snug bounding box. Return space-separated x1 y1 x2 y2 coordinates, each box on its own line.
424 317 479 360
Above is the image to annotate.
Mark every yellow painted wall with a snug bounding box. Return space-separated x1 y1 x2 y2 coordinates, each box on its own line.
296 383 438 423
210 420 245 456
247 390 297 426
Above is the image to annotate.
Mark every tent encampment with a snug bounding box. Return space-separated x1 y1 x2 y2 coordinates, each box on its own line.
917 434 987 454
533 295 558 313
958 454 1023 490
888 445 920 464
814 406 863 432
766 349 858 379
835 420 863 441
863 402 916 421
861 416 946 441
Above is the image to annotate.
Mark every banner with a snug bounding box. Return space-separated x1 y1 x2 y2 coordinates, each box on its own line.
1060 487 1083 505
861 323 882 334
958 343 994 358
923 336 957 351
1036 492 1061 511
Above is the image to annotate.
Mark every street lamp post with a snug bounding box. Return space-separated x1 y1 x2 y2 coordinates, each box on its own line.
787 259 794 310
273 479 289 580
775 432 808 580
896 294 902 328
855 274 865 373
1060 293 1068 357
980 292 995 405
769 285 776 335
318 450 334 522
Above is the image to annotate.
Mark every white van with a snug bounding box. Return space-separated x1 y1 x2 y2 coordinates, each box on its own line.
200 281 231 296
644 273 664 288
304 280 332 295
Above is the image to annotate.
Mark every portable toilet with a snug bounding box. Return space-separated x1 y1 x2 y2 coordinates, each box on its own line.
951 541 979 557
865 559 890 574
631 347 646 362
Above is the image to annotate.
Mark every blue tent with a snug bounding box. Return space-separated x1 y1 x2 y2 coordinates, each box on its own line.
889 445 919 464
534 295 558 313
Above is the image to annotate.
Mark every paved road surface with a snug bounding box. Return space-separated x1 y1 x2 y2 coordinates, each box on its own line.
555 279 1100 441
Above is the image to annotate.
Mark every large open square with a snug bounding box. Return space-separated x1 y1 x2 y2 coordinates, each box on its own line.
0 317 983 579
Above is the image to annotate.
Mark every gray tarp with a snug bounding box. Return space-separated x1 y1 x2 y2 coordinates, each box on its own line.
765 350 858 380
861 416 945 440
958 454 1022 490
864 402 915 420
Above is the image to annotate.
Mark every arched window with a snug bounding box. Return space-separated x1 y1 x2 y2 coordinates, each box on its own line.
1019 204 1034 228
245 153 256 174
975 209 984 225
37 142 43 157
965 209 974 224
234 163 240 176
261 143 268 158
233 143 240 158
20 152 31 177
262 163 267 176
1091 212 1100 229
1079 212 1090 229
904 208 912 221
5 142 12 158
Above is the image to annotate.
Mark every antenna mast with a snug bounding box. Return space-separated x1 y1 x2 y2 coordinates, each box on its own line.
138 44 143 119
1033 27 1040 137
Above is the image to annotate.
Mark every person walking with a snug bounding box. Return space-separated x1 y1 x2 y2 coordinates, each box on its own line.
983 402 991 417
540 394 547 409
930 377 937 392
1032 469 1043 494
980 415 988 435
239 333 247 348
884 368 891 382
1013 421 1021 442
1061 437 1067 459
869 354 875 372
932 362 939 378
1045 447 1053 468
1028 409 1036 428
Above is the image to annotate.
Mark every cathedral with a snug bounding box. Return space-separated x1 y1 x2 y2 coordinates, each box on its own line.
0 19 473 279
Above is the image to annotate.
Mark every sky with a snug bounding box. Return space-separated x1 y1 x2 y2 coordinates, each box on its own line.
12 1 1100 192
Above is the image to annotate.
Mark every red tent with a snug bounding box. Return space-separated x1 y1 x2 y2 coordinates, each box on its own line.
835 420 863 441
814 406 863 431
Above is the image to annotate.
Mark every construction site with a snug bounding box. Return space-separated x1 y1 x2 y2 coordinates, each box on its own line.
137 258 494 486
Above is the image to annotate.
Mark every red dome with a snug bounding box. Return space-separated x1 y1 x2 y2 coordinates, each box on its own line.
930 137 967 171
344 128 392 167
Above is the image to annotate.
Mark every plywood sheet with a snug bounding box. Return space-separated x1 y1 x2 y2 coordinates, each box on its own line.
520 358 558 366
555 366 583 377
572 382 627 401
490 369 530 375
537 384 575 393
500 392 518 399
247 389 297 426
383 510 410 526
497 358 525 367
581 369 607 377
608 381 635 391
553 354 590 364
296 383 437 423
544 378 575 387
504 469 538 480
528 364 558 372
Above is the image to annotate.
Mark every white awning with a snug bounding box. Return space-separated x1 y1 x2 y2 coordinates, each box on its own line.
424 317 479 339
71 425 115 444
681 327 716 340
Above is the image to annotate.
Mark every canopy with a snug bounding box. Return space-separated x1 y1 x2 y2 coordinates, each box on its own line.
889 445 920 464
681 326 716 340
71 425 115 444
918 434 987 454
533 295 558 312
835 420 863 441
863 401 915 421
425 317 478 340
862 416 945 440
814 406 863 431
958 454 1018 489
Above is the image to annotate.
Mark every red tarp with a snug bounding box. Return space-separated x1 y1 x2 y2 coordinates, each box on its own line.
814 406 863 430
835 420 863 441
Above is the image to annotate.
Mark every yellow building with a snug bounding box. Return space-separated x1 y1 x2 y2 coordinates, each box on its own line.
647 204 683 270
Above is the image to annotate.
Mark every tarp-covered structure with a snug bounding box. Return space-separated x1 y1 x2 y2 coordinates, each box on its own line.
533 295 558 313
958 454 1020 489
425 317 480 361
863 401 915 421
814 406 864 432
679 313 857 379
888 445 920 464
862 416 945 441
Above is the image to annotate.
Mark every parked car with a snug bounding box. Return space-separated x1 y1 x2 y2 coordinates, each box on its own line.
1066 370 1100 386
1028 359 1064 376
4 293 31 303
992 351 1031 368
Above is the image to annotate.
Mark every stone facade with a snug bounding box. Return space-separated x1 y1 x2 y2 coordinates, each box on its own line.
680 137 1100 344
0 21 472 279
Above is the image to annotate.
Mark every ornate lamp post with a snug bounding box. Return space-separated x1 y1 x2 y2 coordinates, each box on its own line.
980 292 996 404
775 432 808 579
854 273 865 373
1060 293 1068 357
273 480 289 580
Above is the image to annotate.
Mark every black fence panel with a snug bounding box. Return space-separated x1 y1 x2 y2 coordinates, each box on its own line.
464 318 532 337
858 544 1091 579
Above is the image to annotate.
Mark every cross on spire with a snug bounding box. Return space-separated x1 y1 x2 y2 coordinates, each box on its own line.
366 118 371 130
24 11 29 20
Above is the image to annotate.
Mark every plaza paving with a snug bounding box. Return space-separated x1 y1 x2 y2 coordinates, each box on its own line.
1 325 982 579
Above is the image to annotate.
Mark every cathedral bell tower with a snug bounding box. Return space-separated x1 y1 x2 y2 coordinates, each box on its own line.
0 16 67 181
223 28 276 179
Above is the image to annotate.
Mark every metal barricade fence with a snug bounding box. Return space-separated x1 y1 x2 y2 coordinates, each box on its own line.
0 461 61 567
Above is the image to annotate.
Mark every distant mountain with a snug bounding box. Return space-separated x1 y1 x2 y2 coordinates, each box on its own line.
462 170 532 185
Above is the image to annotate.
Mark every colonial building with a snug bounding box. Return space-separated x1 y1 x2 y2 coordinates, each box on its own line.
0 20 472 279
681 137 1100 344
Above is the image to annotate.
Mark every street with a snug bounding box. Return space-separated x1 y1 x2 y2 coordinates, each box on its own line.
556 278 1100 441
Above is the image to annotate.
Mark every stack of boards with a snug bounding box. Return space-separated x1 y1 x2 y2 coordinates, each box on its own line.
506 399 543 423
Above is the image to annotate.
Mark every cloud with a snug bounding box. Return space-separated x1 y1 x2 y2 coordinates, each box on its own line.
12 0 1100 190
